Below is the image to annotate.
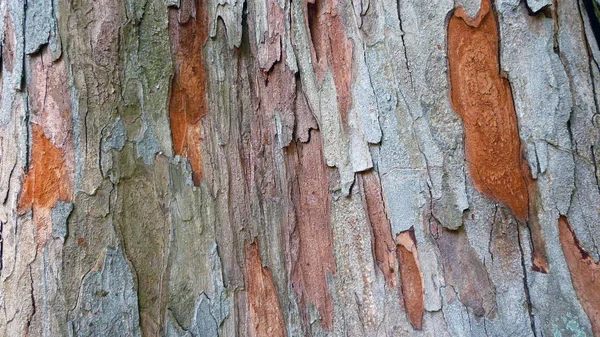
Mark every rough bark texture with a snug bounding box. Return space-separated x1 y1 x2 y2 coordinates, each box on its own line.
1 0 600 336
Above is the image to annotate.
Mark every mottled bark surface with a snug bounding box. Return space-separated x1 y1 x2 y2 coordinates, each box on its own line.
1 0 600 336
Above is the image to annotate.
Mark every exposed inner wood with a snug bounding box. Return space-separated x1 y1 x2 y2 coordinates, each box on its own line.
168 2 208 185
448 0 530 221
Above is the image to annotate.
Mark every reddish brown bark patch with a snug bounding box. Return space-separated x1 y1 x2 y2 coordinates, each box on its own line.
359 171 396 289
287 130 336 330
396 230 424 330
448 0 530 221
558 216 600 335
258 0 285 71
245 240 287 337
305 0 354 125
168 1 209 185
528 203 550 273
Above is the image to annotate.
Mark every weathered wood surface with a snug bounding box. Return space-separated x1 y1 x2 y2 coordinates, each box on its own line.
0 0 599 336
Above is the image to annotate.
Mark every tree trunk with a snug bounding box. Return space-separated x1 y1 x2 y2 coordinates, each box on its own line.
1 0 599 336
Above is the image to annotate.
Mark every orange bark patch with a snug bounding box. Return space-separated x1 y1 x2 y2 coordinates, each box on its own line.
19 125 73 246
360 171 396 289
306 0 354 125
558 216 600 335
287 130 336 330
168 1 209 185
245 240 287 337
448 0 530 221
19 125 72 211
396 230 424 330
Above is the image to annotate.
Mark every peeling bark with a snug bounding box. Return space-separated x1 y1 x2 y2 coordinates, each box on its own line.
360 170 396 289
396 230 424 330
0 0 599 336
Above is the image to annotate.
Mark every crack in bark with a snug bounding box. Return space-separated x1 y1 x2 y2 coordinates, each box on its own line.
25 263 36 337
488 205 498 263
590 145 600 196
516 223 538 337
396 0 414 90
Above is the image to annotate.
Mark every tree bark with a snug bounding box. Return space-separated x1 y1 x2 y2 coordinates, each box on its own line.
1 0 599 336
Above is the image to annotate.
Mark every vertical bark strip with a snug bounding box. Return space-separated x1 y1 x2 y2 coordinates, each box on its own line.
360 171 396 289
245 240 287 337
287 131 336 330
558 216 600 335
168 0 209 185
448 0 530 221
396 230 424 330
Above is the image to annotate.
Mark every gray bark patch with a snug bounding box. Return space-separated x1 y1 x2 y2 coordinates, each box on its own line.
68 246 141 337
